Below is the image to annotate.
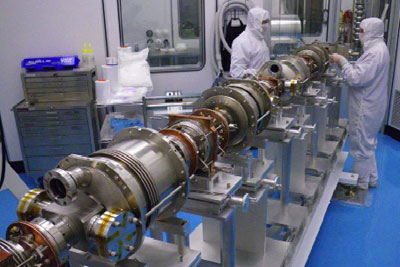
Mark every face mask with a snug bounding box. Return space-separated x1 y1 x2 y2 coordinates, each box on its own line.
359 30 365 46
262 23 270 35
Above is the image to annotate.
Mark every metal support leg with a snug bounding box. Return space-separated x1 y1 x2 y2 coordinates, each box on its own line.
266 139 293 209
235 188 268 255
202 209 236 267
267 138 306 228
314 104 328 151
278 139 292 214
290 134 307 195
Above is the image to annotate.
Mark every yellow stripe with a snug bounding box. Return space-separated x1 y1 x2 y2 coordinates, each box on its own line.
96 209 123 257
17 189 41 218
98 212 113 237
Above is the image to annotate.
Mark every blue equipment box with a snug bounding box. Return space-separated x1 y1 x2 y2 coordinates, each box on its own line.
21 56 80 71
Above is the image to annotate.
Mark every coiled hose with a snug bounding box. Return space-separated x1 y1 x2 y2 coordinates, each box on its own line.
213 0 253 75
0 114 7 190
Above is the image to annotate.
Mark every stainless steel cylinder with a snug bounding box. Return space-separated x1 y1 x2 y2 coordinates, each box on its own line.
194 82 270 151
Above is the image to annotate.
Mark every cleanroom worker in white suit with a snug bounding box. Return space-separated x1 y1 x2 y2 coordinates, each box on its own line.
230 7 270 78
331 18 390 190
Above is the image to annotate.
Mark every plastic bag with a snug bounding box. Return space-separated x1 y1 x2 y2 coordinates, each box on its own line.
100 111 144 142
118 48 153 88
113 87 153 103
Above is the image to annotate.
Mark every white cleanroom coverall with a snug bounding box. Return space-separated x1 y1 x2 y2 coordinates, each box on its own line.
334 18 389 189
230 7 270 78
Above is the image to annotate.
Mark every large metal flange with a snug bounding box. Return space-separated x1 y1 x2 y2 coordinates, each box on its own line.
295 44 329 75
311 42 330 63
222 79 273 132
296 49 322 76
223 79 265 113
226 86 260 119
297 44 329 64
257 60 283 79
195 87 257 152
43 168 77 206
278 55 311 81
197 94 247 147
275 56 304 81
56 154 146 253
108 127 189 220
87 209 138 262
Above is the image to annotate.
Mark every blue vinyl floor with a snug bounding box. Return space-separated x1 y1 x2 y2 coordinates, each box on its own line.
0 134 399 266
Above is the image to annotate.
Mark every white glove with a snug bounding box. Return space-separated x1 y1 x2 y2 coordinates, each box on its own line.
330 53 348 68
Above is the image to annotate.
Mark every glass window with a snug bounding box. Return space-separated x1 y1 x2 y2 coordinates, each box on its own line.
178 0 200 39
271 0 324 57
118 0 205 72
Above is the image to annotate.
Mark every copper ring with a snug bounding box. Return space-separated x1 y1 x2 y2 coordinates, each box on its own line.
160 129 198 175
6 221 60 266
192 108 230 150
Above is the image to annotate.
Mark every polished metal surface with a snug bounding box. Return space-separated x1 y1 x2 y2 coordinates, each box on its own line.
0 42 351 267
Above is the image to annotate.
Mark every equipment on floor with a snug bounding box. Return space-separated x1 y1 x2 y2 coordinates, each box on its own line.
0 42 357 267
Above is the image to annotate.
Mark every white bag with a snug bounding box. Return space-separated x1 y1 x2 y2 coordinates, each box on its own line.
118 48 153 88
113 87 153 103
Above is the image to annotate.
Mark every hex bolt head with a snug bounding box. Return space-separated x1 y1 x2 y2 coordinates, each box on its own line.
126 245 135 252
128 217 138 224
108 250 117 257
10 226 20 235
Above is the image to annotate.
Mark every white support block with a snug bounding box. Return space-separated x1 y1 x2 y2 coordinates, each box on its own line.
339 172 359 185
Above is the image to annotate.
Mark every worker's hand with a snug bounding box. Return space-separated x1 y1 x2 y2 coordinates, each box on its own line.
243 69 257 79
330 53 343 63
330 53 347 67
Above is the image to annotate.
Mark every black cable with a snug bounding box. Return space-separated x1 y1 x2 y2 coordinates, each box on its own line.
101 0 110 57
117 0 125 46
0 113 7 190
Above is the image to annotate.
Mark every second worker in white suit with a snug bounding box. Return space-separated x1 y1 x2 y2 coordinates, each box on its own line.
332 18 390 190
230 7 270 78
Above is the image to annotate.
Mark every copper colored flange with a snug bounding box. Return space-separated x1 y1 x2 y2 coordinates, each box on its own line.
192 108 230 150
0 251 13 266
167 113 219 163
258 76 279 88
160 128 198 175
6 221 60 267
167 114 212 129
